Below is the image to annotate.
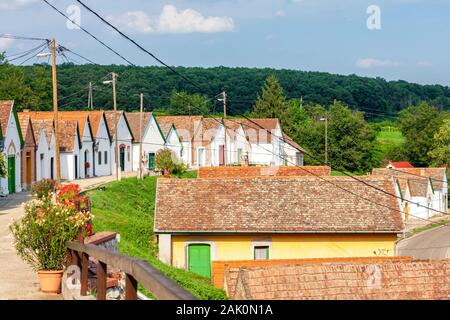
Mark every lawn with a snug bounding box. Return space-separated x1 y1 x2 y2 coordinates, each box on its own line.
87 175 227 300
376 130 406 154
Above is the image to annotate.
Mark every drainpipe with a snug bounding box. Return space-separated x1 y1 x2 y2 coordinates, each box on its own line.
92 140 96 177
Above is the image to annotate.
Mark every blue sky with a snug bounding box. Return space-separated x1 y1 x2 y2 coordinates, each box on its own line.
1 0 449 86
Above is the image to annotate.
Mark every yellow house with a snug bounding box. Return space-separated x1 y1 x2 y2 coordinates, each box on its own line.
154 175 404 278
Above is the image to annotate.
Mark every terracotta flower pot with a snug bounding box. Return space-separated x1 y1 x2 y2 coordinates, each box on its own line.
38 270 64 294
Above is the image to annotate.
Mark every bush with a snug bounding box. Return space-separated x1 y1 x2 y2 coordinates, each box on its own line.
9 190 93 271
31 179 56 199
0 153 6 178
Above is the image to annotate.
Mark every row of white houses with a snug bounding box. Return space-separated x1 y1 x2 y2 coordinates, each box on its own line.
0 100 305 194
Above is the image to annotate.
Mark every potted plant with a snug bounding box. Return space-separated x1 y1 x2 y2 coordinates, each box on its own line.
9 181 93 294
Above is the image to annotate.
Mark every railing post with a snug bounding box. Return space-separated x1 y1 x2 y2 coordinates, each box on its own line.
97 261 107 300
80 252 89 296
125 273 138 300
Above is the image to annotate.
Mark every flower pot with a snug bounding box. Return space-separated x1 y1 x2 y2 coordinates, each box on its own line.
38 270 64 294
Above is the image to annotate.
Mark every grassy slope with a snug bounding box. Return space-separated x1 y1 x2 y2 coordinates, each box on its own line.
375 130 406 159
88 176 227 300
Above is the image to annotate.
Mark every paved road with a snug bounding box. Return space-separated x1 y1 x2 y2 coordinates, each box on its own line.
0 174 136 300
397 224 450 259
0 192 61 300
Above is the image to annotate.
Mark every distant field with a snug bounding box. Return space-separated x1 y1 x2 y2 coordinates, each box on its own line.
377 130 406 145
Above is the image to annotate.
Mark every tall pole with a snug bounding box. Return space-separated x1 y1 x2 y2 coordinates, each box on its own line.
112 72 120 181
139 93 144 180
222 91 227 165
51 38 61 185
324 117 328 165
88 82 93 109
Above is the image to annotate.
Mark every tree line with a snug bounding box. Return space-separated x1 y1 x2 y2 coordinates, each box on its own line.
1 56 450 115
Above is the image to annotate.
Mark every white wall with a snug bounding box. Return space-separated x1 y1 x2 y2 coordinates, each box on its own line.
110 114 133 173
94 117 111 177
166 128 182 163
132 116 166 171
0 111 21 194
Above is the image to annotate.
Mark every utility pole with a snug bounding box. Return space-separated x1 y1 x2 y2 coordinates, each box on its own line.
320 116 328 165
221 91 227 165
88 82 93 109
138 93 144 180
105 72 121 181
50 38 61 185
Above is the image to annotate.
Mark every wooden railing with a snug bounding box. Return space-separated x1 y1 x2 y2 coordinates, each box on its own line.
67 241 197 300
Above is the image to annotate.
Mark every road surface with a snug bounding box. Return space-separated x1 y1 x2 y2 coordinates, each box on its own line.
397 224 450 259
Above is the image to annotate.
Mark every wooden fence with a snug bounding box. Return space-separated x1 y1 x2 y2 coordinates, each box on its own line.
67 241 197 300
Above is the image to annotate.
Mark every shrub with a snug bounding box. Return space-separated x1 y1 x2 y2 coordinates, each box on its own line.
0 153 6 178
155 149 175 174
9 191 93 271
31 179 56 199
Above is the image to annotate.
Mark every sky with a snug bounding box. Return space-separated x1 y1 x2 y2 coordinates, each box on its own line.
0 0 449 86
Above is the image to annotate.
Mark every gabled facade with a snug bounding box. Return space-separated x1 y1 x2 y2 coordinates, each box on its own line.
31 119 55 181
0 101 22 195
86 112 111 177
163 124 183 162
104 111 134 174
126 112 166 172
17 113 36 190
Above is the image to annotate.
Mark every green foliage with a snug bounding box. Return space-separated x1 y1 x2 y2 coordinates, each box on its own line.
167 90 210 115
31 179 56 199
9 190 92 271
154 148 176 173
252 75 286 118
374 129 407 164
398 102 446 166
428 117 450 166
1 61 449 114
88 177 227 300
0 153 6 178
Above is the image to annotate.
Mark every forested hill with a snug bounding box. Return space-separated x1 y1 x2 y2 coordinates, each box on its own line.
4 63 450 115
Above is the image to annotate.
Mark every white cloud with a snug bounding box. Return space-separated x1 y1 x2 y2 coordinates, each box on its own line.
109 5 235 34
0 38 14 51
0 0 36 10
275 10 286 17
417 60 433 67
355 58 401 69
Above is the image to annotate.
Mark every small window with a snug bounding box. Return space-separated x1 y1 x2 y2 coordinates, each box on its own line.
254 246 269 260
98 152 102 165
296 152 304 166
104 151 108 164
127 146 130 162
40 154 44 160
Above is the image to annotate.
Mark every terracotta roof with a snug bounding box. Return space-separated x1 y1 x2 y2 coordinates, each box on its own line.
226 259 450 300
103 111 126 138
154 175 404 233
125 112 152 142
17 113 32 142
198 166 331 179
388 161 414 168
159 123 173 139
0 100 14 137
201 118 222 142
241 118 279 144
156 116 203 142
58 119 79 152
30 119 53 146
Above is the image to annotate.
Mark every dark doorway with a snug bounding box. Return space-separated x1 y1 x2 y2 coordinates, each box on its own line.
50 157 54 180
75 155 78 179
119 147 125 171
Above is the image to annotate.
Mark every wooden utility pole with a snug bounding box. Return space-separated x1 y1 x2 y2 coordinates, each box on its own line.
112 72 120 181
324 117 328 165
222 91 227 165
51 38 61 185
138 93 144 180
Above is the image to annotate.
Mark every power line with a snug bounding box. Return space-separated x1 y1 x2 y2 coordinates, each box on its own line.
40 0 135 66
42 1 449 225
385 167 448 185
0 34 48 41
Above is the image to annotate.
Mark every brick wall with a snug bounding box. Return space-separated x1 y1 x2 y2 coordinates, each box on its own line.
199 165 331 179
213 256 413 289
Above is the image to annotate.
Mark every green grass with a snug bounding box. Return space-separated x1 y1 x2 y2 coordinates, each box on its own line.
406 219 450 238
87 176 227 300
172 170 198 179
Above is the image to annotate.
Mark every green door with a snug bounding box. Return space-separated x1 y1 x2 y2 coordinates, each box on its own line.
148 153 155 170
119 148 125 171
7 156 15 194
188 244 211 278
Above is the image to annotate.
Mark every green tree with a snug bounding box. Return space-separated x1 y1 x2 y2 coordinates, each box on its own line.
167 90 210 115
0 153 7 178
398 102 444 166
428 117 450 166
252 75 286 119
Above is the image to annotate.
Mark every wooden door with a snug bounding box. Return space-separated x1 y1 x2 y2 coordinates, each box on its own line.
26 152 32 185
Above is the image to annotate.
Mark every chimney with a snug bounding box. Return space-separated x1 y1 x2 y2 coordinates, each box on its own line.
23 109 30 113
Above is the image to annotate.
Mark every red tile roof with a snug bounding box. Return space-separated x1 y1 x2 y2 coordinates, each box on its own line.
388 161 414 168
156 116 203 142
125 112 152 143
154 176 404 233
198 166 331 178
0 100 14 137
226 259 450 300
30 119 53 146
